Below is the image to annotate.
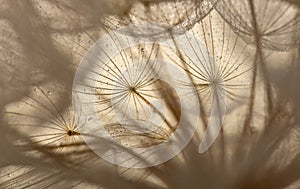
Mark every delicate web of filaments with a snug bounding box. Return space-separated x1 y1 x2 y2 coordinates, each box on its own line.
215 0 300 51
75 39 181 147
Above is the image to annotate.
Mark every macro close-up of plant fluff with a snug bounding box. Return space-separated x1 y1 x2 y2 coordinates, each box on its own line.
0 0 300 188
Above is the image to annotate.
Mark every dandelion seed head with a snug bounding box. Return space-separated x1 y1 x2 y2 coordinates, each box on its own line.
216 0 300 51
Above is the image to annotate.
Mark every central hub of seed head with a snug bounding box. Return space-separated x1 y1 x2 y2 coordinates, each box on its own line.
67 130 80 136
129 86 136 92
